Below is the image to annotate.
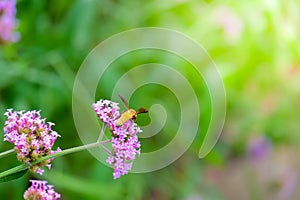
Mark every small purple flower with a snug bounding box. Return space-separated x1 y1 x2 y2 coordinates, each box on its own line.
3 109 61 175
93 99 142 179
0 0 20 43
247 135 272 160
23 179 61 200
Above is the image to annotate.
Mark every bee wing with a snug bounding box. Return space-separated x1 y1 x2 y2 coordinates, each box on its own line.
137 107 148 114
118 94 130 110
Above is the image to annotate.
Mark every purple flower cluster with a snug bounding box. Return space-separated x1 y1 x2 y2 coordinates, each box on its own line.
93 99 142 179
0 0 19 43
107 120 142 179
3 109 61 175
23 180 61 200
93 99 120 129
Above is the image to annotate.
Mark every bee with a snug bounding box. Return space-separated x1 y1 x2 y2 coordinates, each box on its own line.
115 94 148 126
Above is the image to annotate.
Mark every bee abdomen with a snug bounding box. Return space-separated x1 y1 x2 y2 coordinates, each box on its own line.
115 111 132 126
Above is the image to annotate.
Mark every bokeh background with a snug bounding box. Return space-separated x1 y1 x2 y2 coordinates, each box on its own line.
1 0 300 199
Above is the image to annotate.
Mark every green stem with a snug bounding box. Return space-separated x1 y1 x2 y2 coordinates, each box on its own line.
32 140 110 165
97 124 107 142
0 140 111 179
0 163 28 179
0 149 15 159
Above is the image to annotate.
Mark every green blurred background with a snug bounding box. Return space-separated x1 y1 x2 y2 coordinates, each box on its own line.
1 0 300 199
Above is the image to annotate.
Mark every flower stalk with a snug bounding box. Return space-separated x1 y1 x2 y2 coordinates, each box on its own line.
0 139 110 179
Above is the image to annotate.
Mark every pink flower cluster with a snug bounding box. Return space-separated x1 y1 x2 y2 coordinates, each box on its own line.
93 99 142 179
0 0 19 43
92 99 120 129
107 120 142 179
3 109 61 175
23 180 61 200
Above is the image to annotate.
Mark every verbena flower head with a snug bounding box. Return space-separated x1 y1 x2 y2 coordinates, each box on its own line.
93 99 142 179
23 180 61 200
3 109 61 175
108 120 142 179
92 99 120 130
0 0 20 43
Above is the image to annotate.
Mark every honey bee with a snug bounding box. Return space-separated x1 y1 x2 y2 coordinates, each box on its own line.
116 94 148 126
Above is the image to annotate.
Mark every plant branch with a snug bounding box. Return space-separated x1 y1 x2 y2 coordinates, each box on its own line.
0 139 111 179
97 124 107 143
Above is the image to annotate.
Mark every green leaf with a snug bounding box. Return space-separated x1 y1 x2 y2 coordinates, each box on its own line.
0 168 28 183
42 169 123 199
